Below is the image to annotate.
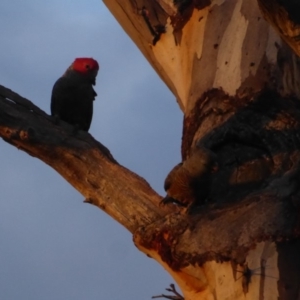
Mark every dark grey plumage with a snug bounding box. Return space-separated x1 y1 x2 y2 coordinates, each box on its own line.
51 57 99 132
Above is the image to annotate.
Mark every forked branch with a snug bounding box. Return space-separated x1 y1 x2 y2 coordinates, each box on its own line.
0 85 172 233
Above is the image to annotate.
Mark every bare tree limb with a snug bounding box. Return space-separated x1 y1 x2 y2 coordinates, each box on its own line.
152 283 184 299
0 85 174 233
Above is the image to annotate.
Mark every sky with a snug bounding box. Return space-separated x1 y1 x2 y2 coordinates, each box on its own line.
0 1 183 300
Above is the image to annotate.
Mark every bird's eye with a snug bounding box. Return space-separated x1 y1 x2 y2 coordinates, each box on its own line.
85 64 90 69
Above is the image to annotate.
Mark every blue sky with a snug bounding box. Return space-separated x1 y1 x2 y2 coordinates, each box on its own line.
0 1 183 299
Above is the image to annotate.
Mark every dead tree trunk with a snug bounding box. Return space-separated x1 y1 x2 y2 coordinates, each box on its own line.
104 0 300 299
1 0 300 299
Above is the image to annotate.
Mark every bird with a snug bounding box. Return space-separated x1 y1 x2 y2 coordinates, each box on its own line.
51 57 99 131
161 147 217 207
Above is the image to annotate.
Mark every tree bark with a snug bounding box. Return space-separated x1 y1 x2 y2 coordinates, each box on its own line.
258 0 300 57
103 0 300 299
2 0 300 299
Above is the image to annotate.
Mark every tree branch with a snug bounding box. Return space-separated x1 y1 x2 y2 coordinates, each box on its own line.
0 85 173 233
152 283 184 299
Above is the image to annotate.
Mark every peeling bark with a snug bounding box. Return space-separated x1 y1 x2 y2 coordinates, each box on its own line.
104 0 282 113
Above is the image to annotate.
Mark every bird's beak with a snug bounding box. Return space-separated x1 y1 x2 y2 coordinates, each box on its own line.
159 196 185 206
91 70 98 85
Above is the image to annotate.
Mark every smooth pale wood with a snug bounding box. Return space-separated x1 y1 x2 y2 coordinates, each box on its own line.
104 0 282 113
138 241 279 300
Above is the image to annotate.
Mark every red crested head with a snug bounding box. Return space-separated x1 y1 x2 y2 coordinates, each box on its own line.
72 57 99 74
65 57 99 85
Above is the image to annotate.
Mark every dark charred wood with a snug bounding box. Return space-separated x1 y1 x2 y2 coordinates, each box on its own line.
135 88 300 271
277 240 300 299
276 0 300 24
135 190 300 269
258 0 300 56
